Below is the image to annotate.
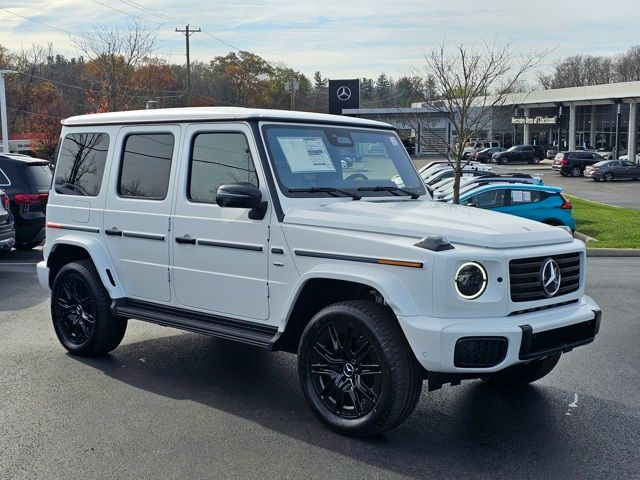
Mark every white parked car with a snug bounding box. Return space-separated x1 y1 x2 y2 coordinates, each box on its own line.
618 152 640 162
38 107 601 437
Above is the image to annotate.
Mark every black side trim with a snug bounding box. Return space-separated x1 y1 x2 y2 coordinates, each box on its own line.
51 224 100 234
198 239 263 251
105 269 116 287
295 249 378 264
122 231 165 241
112 298 278 349
250 121 285 222
271 247 284 254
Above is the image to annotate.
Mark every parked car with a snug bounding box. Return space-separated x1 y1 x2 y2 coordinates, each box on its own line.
0 187 15 257
552 151 604 177
546 147 559 159
462 140 500 159
457 183 576 231
596 146 627 160
584 160 640 181
421 164 492 187
434 173 544 202
618 153 640 162
492 145 545 164
38 107 600 437
474 146 506 163
0 154 52 250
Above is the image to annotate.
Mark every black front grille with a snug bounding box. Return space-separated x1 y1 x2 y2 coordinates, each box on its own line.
454 337 508 368
509 252 580 302
519 315 600 360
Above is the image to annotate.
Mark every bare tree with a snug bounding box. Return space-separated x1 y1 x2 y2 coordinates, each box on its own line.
421 40 547 204
72 20 157 111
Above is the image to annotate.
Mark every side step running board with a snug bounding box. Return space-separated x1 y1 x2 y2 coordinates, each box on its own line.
112 299 279 349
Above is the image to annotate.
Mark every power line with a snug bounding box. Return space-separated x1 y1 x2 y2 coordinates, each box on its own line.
176 25 201 106
8 108 65 120
87 0 172 28
0 7 77 36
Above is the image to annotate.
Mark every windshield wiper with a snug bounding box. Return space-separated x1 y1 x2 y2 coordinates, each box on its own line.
288 187 361 200
357 186 421 199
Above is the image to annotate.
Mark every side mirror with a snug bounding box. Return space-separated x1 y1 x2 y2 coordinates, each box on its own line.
216 183 267 220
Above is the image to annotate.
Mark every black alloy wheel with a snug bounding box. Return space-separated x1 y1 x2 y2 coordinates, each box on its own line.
500 156 509 165
51 260 127 356
570 166 582 177
603 172 614 181
54 272 96 345
306 322 383 420
299 301 423 437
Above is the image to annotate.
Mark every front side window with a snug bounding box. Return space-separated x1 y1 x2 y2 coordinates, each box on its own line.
188 132 257 204
118 133 174 200
0 168 9 186
55 133 109 196
262 125 425 198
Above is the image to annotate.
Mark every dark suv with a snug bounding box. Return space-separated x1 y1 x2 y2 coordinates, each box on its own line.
552 151 604 177
0 154 52 250
493 145 545 165
0 188 15 257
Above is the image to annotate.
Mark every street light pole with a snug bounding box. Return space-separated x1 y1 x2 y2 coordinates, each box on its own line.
0 70 17 155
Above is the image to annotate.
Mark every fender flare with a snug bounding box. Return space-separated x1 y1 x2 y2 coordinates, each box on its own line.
279 262 420 331
47 234 125 299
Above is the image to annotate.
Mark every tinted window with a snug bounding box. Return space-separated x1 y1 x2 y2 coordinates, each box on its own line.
55 133 109 196
189 132 257 204
25 164 52 188
470 189 506 208
118 133 174 200
0 168 9 186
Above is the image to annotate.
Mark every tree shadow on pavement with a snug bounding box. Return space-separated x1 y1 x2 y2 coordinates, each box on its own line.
75 332 635 479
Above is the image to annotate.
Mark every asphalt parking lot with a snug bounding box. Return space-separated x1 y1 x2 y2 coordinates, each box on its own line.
1 249 639 479
413 158 640 209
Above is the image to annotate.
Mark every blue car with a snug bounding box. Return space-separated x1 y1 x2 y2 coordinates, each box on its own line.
457 183 576 231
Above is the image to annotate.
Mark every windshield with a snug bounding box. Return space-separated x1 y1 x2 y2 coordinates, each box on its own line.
263 124 426 198
506 146 519 152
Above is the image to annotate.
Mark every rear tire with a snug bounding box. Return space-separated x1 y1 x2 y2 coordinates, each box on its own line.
51 260 127 356
603 172 614 182
298 300 423 437
482 353 561 387
570 166 582 177
531 157 540 164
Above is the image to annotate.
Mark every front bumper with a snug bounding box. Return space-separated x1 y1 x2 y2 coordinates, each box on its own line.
398 295 600 373
37 260 50 290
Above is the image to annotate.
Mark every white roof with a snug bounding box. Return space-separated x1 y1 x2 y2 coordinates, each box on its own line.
498 81 640 107
62 106 394 128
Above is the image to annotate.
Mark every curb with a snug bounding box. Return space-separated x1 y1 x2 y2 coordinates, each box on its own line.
586 248 640 257
574 231 597 243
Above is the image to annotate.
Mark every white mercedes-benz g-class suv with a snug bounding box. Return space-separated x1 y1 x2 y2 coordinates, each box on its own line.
38 107 601 437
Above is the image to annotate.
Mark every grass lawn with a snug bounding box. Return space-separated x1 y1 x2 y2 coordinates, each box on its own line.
568 195 640 249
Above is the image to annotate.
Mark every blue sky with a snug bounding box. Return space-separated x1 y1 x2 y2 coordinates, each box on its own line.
1 0 639 81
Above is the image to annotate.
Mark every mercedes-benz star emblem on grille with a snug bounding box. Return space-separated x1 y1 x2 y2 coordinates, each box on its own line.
540 258 561 297
337 86 352 101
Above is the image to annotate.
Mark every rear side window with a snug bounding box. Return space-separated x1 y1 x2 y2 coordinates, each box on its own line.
510 189 546 204
25 164 52 189
188 132 257 204
55 133 109 196
118 133 174 200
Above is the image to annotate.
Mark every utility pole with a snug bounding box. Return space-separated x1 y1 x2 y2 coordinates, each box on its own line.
175 25 201 107
284 71 299 111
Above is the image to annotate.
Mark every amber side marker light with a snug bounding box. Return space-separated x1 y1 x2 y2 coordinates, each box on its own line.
47 223 63 229
377 259 423 269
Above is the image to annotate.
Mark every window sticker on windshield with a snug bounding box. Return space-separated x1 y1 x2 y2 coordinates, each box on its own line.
389 136 399 146
277 137 336 173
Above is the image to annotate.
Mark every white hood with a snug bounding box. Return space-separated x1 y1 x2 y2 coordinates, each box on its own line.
284 200 574 249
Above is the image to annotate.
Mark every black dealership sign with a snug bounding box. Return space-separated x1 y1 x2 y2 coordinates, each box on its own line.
329 79 360 115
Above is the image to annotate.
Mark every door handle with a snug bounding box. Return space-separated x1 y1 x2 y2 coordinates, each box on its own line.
105 227 123 236
175 235 196 245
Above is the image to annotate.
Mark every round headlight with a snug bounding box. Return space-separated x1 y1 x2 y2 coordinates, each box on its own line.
455 262 488 300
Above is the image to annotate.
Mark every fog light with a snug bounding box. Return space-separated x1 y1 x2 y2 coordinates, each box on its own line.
455 262 488 300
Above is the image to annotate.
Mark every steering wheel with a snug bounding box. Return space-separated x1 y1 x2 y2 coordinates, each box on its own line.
345 173 369 181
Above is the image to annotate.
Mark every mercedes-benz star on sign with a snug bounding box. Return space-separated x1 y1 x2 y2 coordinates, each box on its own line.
337 86 351 101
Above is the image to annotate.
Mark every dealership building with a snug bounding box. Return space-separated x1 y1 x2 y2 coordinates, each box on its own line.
342 81 640 161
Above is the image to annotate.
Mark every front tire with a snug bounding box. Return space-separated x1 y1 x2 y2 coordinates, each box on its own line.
500 156 509 165
482 353 561 387
51 260 127 356
298 300 422 437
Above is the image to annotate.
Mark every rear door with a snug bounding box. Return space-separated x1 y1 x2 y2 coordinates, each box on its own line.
103 126 180 302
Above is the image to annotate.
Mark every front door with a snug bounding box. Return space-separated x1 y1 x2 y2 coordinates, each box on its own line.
171 124 270 321
103 125 180 302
